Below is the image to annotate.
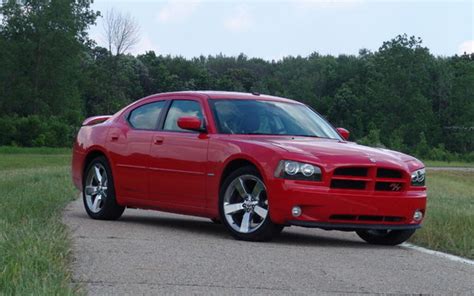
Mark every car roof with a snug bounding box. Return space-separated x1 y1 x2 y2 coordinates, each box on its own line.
152 91 301 104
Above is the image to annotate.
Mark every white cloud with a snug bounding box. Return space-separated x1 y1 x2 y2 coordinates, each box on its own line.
458 40 474 55
157 0 201 24
224 6 253 32
291 0 364 9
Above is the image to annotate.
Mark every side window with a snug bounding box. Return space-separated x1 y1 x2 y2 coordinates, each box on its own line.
163 100 203 132
128 101 166 130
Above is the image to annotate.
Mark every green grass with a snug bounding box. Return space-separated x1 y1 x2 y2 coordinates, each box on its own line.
424 160 474 168
0 146 71 170
0 146 71 155
0 151 79 295
410 170 474 259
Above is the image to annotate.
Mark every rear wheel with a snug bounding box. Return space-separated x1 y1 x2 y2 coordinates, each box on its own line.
356 229 416 246
219 166 283 241
83 156 125 220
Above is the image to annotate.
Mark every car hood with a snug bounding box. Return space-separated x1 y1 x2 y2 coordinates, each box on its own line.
234 136 421 170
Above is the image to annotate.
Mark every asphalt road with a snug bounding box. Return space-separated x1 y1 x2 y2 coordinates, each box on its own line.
63 198 474 295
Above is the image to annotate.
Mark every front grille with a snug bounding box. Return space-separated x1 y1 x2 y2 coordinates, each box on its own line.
330 214 356 221
384 216 404 222
377 168 402 179
330 179 366 190
330 214 405 222
330 166 406 192
375 182 403 191
334 167 368 177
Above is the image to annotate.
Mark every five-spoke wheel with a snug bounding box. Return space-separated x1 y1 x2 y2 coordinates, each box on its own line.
83 156 125 220
84 163 108 213
219 166 283 241
223 174 268 234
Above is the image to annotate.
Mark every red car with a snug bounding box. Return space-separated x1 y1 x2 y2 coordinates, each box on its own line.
72 91 426 245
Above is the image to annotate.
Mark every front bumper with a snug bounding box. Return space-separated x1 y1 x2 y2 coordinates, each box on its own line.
288 221 422 231
267 179 427 228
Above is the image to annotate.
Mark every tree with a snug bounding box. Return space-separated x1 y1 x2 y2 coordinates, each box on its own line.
0 0 98 118
1 22 474 156
103 8 140 56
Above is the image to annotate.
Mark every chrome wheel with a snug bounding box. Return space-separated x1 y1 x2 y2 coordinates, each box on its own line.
84 163 108 214
223 175 268 234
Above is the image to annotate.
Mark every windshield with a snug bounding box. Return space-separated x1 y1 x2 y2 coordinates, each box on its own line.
209 99 342 140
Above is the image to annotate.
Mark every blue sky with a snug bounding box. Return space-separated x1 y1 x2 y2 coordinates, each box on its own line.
89 0 474 60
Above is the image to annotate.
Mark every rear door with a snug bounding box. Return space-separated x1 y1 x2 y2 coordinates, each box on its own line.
107 100 167 201
148 98 209 208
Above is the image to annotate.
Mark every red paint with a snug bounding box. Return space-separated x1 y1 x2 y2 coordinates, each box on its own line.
177 116 203 131
336 127 350 140
81 115 112 126
72 91 426 227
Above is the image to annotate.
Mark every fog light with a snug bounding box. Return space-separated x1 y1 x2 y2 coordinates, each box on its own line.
292 206 302 217
413 210 423 221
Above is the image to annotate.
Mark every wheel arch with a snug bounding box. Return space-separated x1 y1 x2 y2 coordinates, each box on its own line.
219 156 266 190
82 149 111 183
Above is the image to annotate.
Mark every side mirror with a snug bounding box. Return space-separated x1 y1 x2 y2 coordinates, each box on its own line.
336 127 350 140
177 116 205 132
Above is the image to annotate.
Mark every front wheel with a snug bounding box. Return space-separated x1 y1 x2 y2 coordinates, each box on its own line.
219 166 283 241
356 229 416 246
83 156 125 220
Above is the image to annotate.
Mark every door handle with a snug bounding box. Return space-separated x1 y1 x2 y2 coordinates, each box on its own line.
154 136 164 145
110 134 119 141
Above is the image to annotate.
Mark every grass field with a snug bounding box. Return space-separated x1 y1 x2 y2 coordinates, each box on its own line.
410 170 474 259
0 149 78 295
424 160 474 168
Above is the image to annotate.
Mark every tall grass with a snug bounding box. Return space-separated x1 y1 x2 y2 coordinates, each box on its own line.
0 146 71 154
423 160 474 168
0 147 71 170
410 170 474 259
0 153 79 295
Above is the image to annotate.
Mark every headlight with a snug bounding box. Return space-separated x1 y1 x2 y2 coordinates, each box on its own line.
411 168 426 186
275 160 322 181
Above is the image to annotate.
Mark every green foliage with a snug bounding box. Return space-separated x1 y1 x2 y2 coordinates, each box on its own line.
415 132 431 159
0 116 76 147
0 0 98 116
357 128 384 148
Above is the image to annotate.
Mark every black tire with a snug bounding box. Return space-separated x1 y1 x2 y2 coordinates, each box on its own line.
219 166 284 241
83 156 125 220
356 229 416 246
210 218 222 224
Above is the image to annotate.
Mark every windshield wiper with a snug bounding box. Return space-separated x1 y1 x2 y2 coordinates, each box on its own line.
288 134 320 138
288 134 338 140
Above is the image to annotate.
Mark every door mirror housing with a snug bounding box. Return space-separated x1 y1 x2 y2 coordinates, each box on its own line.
177 116 206 132
336 127 350 140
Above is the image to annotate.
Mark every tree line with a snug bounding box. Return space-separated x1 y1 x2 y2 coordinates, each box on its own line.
0 0 473 161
